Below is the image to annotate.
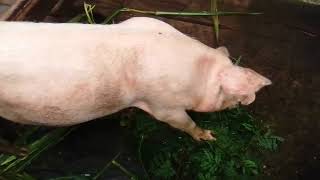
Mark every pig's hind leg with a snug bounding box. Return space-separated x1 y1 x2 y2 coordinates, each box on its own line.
153 109 216 141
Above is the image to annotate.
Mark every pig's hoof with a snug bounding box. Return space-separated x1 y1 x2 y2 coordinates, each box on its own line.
191 128 216 141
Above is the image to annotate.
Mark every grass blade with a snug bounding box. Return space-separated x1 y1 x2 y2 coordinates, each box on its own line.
68 13 86 23
93 152 121 180
102 8 123 24
119 8 262 16
211 0 220 44
0 127 74 174
84 2 96 24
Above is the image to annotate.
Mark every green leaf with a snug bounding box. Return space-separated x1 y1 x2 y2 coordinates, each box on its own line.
83 2 96 24
0 128 74 174
258 133 284 151
242 160 258 175
0 156 17 166
224 160 238 177
241 123 256 133
150 152 176 179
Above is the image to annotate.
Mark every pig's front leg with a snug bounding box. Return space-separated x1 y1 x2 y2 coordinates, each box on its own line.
153 109 216 141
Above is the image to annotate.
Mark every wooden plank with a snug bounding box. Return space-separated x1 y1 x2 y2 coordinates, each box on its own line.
0 0 16 6
0 0 61 21
0 0 38 20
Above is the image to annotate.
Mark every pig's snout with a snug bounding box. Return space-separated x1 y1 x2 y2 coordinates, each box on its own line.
262 77 272 86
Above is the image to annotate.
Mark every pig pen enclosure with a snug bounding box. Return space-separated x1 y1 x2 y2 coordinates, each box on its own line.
0 0 319 179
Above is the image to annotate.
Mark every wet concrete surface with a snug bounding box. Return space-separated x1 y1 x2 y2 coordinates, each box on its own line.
0 0 319 179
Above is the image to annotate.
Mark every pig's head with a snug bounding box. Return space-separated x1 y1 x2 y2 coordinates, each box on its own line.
217 65 272 110
196 46 272 112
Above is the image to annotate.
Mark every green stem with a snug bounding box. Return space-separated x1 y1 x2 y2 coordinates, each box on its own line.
84 2 96 24
68 13 86 23
16 128 75 172
93 152 121 180
112 160 137 180
120 8 262 16
102 7 262 24
211 0 220 43
93 5 262 25
138 135 150 180
102 8 124 24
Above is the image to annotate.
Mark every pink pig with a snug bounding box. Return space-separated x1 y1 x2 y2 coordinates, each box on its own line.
0 17 271 141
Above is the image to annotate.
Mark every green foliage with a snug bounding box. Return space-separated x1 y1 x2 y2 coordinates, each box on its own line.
242 160 258 175
257 130 284 152
150 152 176 179
127 107 283 179
0 127 74 180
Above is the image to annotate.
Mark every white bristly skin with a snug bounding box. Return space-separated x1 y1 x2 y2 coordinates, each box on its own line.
0 17 271 141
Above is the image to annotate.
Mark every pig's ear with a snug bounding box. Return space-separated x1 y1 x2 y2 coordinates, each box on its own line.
220 66 272 95
217 46 230 57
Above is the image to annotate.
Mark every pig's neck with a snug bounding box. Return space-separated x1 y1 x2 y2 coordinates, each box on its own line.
192 57 233 112
193 81 223 112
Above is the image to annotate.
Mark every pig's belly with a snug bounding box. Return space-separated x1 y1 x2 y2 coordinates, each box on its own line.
0 76 124 126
